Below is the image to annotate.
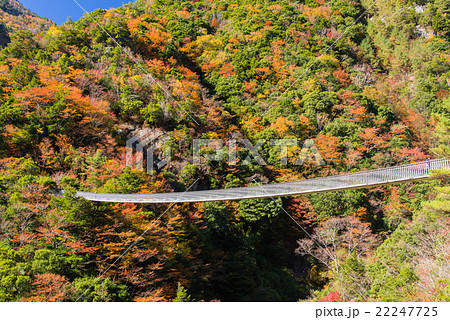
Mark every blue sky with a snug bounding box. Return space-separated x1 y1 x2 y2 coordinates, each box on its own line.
19 0 132 25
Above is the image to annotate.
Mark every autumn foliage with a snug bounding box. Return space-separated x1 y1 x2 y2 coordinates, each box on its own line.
0 0 449 302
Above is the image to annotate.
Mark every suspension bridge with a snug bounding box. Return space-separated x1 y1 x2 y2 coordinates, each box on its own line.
74 159 450 204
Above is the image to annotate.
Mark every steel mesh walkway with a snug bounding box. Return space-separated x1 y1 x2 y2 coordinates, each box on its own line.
75 159 450 204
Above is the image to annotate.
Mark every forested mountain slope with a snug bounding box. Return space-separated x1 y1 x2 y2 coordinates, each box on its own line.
0 0 53 47
0 0 449 301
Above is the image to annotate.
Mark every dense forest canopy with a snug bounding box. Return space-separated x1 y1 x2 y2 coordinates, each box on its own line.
0 0 449 301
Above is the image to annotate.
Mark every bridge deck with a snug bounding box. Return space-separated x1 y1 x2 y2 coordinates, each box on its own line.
75 159 450 204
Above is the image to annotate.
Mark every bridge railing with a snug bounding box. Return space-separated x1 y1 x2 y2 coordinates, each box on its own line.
276 159 450 194
74 159 450 203
321 158 450 185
